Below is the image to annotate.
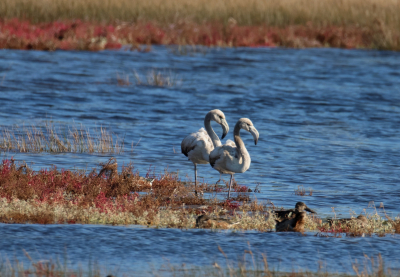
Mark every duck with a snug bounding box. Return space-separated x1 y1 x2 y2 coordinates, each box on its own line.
195 214 239 229
274 202 316 222
275 211 307 232
327 215 368 227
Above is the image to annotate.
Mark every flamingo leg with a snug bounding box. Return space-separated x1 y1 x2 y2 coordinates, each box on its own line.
227 175 233 199
215 173 225 185
194 164 198 196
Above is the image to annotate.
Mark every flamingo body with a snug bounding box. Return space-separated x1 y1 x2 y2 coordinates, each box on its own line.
181 109 229 195
181 128 213 164
209 118 259 198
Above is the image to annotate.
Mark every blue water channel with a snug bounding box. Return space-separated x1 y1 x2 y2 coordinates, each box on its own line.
0 46 399 273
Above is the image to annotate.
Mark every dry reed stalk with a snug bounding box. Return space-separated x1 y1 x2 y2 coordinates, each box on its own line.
116 72 131 86
124 70 180 87
0 123 125 154
0 0 399 28
294 185 312 196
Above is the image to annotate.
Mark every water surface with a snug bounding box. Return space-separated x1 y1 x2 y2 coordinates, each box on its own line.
0 47 399 272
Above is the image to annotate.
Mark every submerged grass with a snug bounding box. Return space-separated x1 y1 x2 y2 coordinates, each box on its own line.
0 123 125 153
294 186 313 196
0 158 399 237
116 70 180 87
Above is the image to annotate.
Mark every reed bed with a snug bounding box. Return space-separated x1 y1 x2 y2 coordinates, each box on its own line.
0 158 399 237
0 0 400 50
294 185 313 196
0 123 125 153
0 0 399 28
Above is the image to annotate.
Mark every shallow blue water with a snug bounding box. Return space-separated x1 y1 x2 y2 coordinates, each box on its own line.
0 224 399 274
0 47 400 272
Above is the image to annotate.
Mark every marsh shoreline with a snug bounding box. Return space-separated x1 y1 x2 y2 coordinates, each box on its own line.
0 158 398 237
0 19 396 51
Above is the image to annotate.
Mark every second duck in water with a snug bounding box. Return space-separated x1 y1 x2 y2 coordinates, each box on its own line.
327 215 368 227
195 214 239 229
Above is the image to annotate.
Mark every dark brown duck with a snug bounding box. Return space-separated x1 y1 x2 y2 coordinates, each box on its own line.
274 202 316 221
275 211 307 232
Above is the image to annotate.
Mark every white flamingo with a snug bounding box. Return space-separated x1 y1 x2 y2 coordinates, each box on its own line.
209 118 259 199
181 109 229 195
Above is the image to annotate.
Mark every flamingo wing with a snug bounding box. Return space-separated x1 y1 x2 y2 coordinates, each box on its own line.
181 128 212 159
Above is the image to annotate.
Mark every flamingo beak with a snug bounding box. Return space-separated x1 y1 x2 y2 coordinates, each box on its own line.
249 126 259 145
221 118 229 140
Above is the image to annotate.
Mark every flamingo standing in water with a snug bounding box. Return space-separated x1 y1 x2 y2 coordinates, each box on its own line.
181 109 229 195
209 118 259 199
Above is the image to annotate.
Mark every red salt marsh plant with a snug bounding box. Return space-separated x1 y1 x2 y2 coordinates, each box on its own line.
315 213 399 238
0 158 399 235
0 158 266 228
0 18 399 51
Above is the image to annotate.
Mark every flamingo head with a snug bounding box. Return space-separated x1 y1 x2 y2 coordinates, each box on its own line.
238 118 259 145
209 109 229 139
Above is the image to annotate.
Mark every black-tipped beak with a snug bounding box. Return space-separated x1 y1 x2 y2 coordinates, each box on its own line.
249 126 259 146
221 119 229 140
305 206 316 213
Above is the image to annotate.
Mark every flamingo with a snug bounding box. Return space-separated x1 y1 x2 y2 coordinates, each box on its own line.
209 118 259 199
181 109 229 195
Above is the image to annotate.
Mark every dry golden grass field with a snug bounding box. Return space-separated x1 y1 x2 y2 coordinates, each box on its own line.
0 0 400 50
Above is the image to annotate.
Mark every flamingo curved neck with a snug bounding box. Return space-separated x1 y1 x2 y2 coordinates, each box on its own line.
204 113 221 147
233 123 249 163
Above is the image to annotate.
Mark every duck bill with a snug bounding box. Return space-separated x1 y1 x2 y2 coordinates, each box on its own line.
305 206 316 214
221 118 229 140
249 126 259 145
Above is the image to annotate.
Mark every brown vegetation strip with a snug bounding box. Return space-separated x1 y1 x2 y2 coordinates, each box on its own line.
1 0 399 27
0 157 264 227
1 0 400 50
1 18 396 51
0 157 399 236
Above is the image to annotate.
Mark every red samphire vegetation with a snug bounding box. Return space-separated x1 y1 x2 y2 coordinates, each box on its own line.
0 158 252 225
0 19 375 51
